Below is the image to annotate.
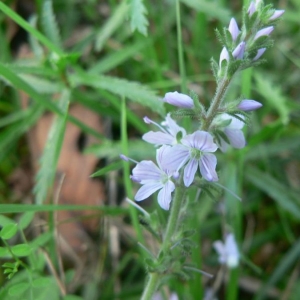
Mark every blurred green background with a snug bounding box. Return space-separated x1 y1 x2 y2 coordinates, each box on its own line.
0 0 299 299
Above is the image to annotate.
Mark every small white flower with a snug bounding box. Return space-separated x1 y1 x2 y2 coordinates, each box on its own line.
213 233 239 268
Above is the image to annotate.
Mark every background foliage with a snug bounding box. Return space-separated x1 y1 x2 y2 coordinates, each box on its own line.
0 0 299 299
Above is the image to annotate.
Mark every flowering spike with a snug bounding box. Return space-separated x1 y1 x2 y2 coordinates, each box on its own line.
219 47 229 67
254 26 274 41
253 48 266 61
163 92 195 109
228 18 240 41
247 1 256 17
238 99 263 111
232 41 246 59
269 10 285 21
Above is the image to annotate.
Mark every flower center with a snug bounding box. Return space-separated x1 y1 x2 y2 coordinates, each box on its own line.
190 148 202 160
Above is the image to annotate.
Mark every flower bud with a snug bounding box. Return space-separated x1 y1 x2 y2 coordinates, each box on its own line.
163 92 194 109
228 18 240 41
253 48 266 61
254 26 274 41
269 10 285 21
232 41 246 59
219 47 229 67
237 99 262 111
247 2 256 17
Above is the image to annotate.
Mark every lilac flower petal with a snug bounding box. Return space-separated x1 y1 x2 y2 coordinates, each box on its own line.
162 145 190 172
225 234 239 268
132 161 163 182
247 1 256 17
269 10 285 21
224 114 244 130
156 145 171 171
157 180 175 210
199 154 218 182
163 92 194 109
135 182 164 201
224 128 246 149
213 241 226 264
219 47 229 67
228 18 240 41
163 113 186 138
182 131 218 152
254 26 274 41
238 99 263 111
253 48 266 61
142 131 174 146
232 41 246 59
183 158 198 187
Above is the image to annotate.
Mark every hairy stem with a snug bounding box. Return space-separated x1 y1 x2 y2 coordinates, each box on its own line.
141 184 186 300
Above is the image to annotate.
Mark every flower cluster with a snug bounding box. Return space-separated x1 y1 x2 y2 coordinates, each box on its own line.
219 1 284 77
122 1 284 211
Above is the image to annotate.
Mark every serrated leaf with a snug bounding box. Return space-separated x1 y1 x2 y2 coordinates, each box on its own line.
129 0 149 36
69 73 165 116
0 223 18 240
11 244 31 257
34 89 70 204
41 0 61 48
254 72 290 124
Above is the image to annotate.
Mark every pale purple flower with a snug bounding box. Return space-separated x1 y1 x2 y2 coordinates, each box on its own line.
269 10 285 21
142 113 186 146
238 99 263 111
253 48 266 61
254 26 274 41
232 41 246 60
131 146 175 210
162 131 218 187
228 18 240 41
247 1 256 17
214 113 246 152
219 47 229 67
163 91 194 109
213 233 239 268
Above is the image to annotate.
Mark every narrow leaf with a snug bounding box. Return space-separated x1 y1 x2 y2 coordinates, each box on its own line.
129 0 149 36
34 89 70 204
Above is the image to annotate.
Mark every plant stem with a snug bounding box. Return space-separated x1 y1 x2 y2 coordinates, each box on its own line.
141 184 186 300
176 0 187 93
202 77 230 131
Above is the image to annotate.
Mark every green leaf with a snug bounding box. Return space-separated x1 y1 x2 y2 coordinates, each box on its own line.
91 161 123 177
11 244 31 257
0 223 18 240
0 204 127 215
8 283 28 296
34 88 70 204
41 0 62 48
69 72 165 116
180 0 231 22
32 277 53 288
0 2 62 55
95 1 129 52
254 72 290 124
129 0 149 36
246 166 300 219
19 212 35 230
0 247 9 258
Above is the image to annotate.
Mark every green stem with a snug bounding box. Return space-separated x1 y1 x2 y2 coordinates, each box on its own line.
176 0 187 93
141 184 186 300
202 77 230 130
